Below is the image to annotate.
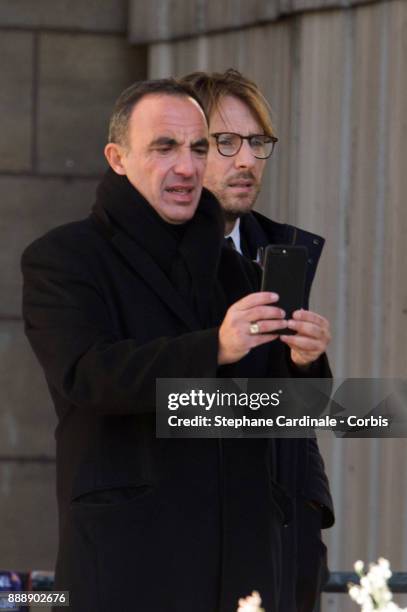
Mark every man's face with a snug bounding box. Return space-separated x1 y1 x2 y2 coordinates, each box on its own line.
108 94 209 224
204 95 267 222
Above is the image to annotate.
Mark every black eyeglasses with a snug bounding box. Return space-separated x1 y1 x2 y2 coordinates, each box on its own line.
211 132 278 159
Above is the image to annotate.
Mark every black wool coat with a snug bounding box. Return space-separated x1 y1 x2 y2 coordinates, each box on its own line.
22 172 301 612
240 211 335 612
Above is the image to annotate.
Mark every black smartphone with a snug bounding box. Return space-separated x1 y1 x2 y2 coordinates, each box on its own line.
260 245 308 335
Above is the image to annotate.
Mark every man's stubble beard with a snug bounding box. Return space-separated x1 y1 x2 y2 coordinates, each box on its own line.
217 181 261 226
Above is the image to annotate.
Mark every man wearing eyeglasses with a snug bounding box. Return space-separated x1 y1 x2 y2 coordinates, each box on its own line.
183 69 334 612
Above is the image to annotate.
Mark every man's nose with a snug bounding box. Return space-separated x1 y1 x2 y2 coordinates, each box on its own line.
234 139 255 169
174 149 195 176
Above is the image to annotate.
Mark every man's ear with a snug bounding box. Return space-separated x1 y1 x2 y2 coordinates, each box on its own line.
104 143 127 175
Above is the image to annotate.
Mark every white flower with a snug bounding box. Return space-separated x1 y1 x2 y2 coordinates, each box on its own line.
378 558 390 571
378 558 392 580
349 585 361 600
355 560 365 574
360 576 372 590
348 584 371 606
237 591 264 612
348 558 402 611
362 600 374 612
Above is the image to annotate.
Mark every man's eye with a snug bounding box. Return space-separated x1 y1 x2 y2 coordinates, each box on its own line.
193 147 208 156
218 137 234 146
250 137 265 147
156 146 172 154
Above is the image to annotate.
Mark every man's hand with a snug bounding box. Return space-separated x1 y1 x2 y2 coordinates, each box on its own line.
280 309 331 367
218 292 286 365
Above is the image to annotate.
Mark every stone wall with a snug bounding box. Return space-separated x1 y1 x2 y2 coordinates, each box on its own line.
0 0 147 570
129 0 375 42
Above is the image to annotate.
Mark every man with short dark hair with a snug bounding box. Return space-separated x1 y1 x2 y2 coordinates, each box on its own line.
183 69 335 612
22 78 319 612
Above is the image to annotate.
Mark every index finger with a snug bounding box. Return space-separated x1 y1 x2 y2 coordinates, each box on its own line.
292 309 329 328
234 292 279 311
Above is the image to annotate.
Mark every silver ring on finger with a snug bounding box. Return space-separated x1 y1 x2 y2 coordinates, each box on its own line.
249 322 260 335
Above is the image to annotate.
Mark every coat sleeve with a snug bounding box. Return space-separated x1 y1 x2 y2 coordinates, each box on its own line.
298 354 335 527
286 350 335 527
21 235 220 417
305 438 335 528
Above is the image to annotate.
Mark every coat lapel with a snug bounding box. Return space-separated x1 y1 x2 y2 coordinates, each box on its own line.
91 170 225 332
90 208 201 331
110 232 201 331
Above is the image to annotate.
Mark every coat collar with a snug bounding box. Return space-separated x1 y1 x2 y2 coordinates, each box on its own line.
240 211 325 307
90 169 225 331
